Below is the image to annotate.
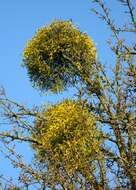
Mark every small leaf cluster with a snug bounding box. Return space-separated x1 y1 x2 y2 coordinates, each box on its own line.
23 20 96 92
32 100 103 176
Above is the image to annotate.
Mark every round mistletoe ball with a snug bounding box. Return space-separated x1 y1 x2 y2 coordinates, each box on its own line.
23 20 96 92
32 100 102 175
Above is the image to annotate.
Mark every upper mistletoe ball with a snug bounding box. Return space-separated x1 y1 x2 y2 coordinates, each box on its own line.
23 20 96 92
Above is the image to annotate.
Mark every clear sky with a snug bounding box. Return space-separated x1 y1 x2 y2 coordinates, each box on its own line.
0 0 133 188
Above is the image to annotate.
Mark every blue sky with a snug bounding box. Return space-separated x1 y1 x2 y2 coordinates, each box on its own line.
0 0 132 188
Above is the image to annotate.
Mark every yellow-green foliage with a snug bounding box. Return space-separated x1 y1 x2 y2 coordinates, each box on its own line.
23 20 96 92
33 100 103 176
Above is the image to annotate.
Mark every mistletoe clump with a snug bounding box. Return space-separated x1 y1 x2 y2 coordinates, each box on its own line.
23 20 96 92
32 100 103 176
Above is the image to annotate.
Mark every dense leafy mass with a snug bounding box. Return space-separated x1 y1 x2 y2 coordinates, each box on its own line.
33 100 103 177
23 20 96 92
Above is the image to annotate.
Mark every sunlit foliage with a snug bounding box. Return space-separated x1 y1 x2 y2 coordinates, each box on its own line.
32 100 103 177
23 20 96 92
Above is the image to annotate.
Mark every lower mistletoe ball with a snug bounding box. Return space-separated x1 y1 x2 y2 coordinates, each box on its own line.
32 100 103 176
23 20 96 92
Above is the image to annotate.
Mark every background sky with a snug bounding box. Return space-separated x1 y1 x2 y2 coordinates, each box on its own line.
0 0 132 188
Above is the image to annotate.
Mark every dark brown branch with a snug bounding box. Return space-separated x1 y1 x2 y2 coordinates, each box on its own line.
126 0 136 28
0 133 42 146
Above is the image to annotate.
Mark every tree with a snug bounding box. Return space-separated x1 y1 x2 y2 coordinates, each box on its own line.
0 0 135 189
